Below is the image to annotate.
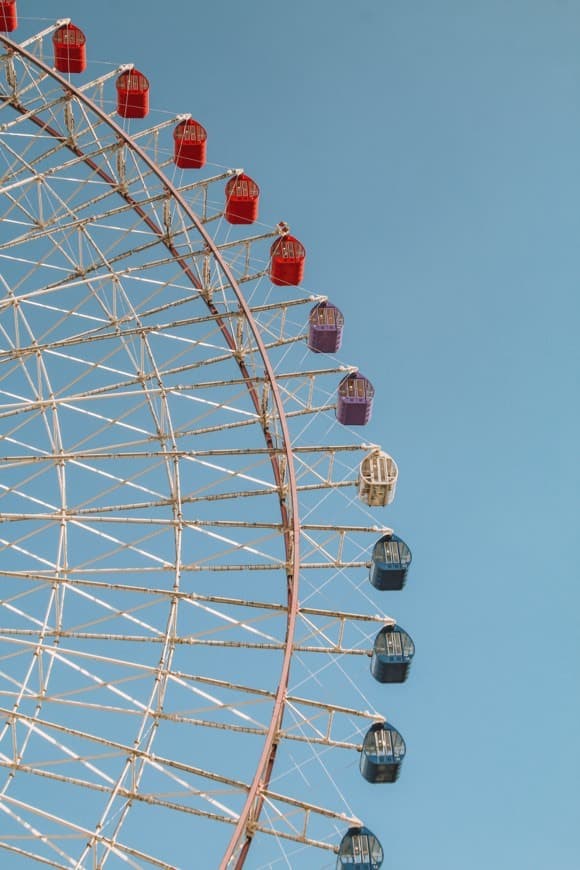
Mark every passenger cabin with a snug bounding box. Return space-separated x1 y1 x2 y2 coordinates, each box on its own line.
173 119 207 169
0 0 17 31
269 234 306 286
359 450 398 507
116 69 150 119
308 301 344 354
336 826 383 870
360 721 406 783
225 173 259 224
336 372 374 425
53 23 87 74
371 624 415 683
369 533 412 590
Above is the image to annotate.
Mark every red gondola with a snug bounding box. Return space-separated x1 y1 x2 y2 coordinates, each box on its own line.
0 0 17 32
173 118 207 169
269 234 305 286
224 173 259 225
53 22 87 74
116 69 149 119
336 371 374 425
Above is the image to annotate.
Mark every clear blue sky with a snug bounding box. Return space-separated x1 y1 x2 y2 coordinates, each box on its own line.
7 2 580 868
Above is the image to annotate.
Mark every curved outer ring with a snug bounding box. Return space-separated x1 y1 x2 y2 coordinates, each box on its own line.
0 34 301 869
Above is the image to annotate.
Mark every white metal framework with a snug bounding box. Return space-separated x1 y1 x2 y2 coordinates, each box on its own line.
0 17 400 869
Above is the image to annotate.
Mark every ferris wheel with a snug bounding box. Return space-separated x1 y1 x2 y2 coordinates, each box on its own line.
0 5 415 868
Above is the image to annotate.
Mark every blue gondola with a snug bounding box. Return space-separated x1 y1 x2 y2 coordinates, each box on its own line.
371 624 415 683
369 533 412 591
337 826 384 869
360 721 406 783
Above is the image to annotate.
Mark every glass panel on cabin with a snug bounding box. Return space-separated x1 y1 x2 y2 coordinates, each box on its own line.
127 73 145 90
382 540 397 564
398 541 411 565
281 239 303 259
352 835 370 861
234 178 258 197
375 729 393 759
382 539 409 565
392 731 405 758
385 631 402 656
401 633 414 656
347 378 362 397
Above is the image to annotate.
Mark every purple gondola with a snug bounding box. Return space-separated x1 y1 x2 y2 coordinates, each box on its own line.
307 301 344 354
336 371 374 425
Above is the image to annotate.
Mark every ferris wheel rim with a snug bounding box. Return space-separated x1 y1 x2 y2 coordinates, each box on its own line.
0 20 402 869
0 29 302 867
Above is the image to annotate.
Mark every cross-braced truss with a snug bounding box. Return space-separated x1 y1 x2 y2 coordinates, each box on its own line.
0 20 400 870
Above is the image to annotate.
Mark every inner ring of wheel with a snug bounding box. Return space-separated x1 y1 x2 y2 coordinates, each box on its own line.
0 33 301 869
